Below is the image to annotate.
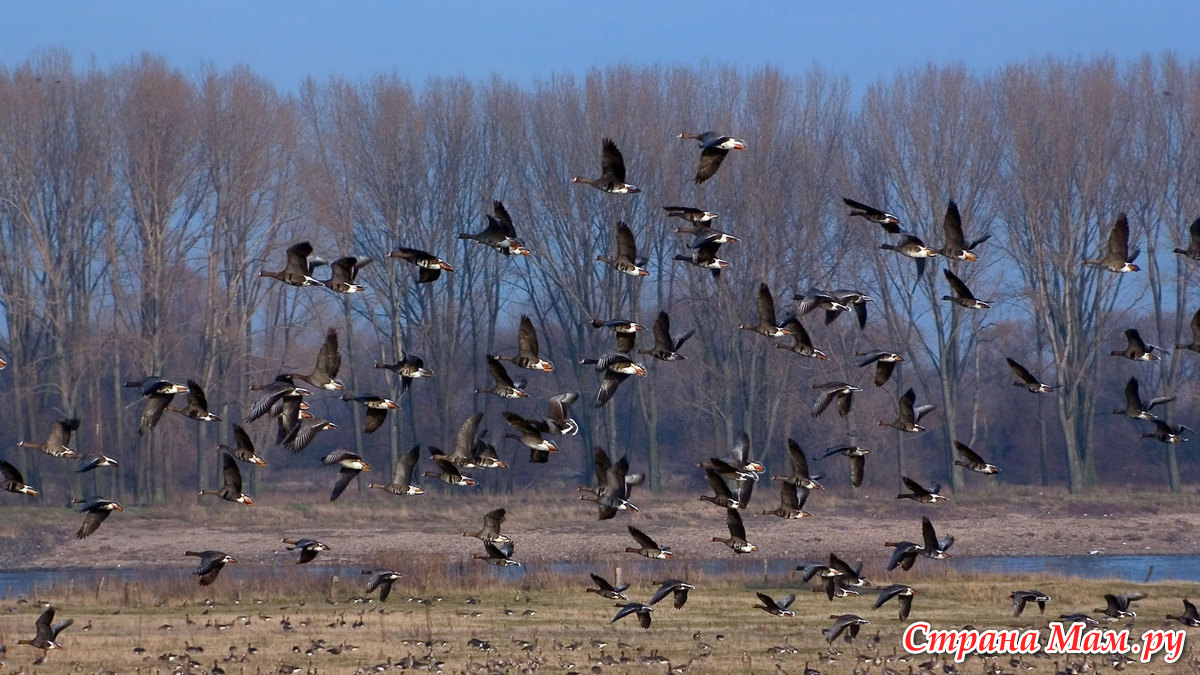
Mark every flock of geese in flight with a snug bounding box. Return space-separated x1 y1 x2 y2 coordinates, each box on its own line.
4 130 1200 668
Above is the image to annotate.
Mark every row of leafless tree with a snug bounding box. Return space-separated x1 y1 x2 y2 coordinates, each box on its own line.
1 51 1199 506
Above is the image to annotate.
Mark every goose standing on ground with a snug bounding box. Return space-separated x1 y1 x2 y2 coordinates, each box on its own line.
424 452 477 487
843 197 902 232
1166 598 1200 626
290 328 344 391
586 573 630 601
1173 218 1200 260
581 354 646 408
571 138 640 194
362 569 402 601
368 445 424 496
1007 358 1054 393
879 388 935 433
75 498 122 539
880 234 938 277
663 205 718 223
953 441 1000 474
611 603 653 628
817 445 871 488
811 382 861 418
897 476 947 503
283 538 330 564
712 508 757 554
217 424 267 466
77 453 120 472
857 350 903 387
458 200 532 255
740 283 791 338
626 526 673 559
1176 308 1200 353
1142 419 1191 444
824 614 869 644
258 241 322 286
496 315 554 371
649 579 694 609
754 592 796 617
596 221 649 276
324 449 371 501
774 317 826 359
340 393 398 434
873 585 917 621
320 255 372 293
0 460 37 496
186 550 237 586
942 268 990 309
474 540 520 567
1112 376 1173 420
1010 590 1051 617
463 508 509 544
677 131 746 184
199 453 254 505
939 200 990 260
1084 213 1139 272
18 606 72 655
475 355 528 399
388 247 455 283
1111 328 1163 361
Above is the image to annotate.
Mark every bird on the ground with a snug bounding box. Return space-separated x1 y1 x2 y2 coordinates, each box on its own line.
817 445 870 488
0 460 37 496
1111 328 1163 361
362 569 402 602
897 476 947 504
740 283 791 338
596 221 649 276
77 453 120 472
874 585 917 621
320 255 372 293
881 234 938 277
571 138 640 193
1084 213 1139 272
186 550 237 586
168 379 221 422
423 452 476 487
586 573 630 601
324 449 371 501
677 131 746 184
663 205 718 223
774 317 826 359
811 382 861 418
283 538 330 564
462 508 510 545
611 603 653 629
1166 599 1200 626
496 315 554 371
1010 590 1050 617
638 311 694 362
939 200 990 260
75 498 122 539
843 197 902 232
823 614 869 644
857 350 903 387
475 355 528 399
289 328 344 391
626 526 673 559
368 445 424 495
458 200 532 255
1112 376 1173 420
340 393 398 434
18 606 72 655
474 540 520 567
754 592 796 617
1007 358 1054 393
1142 419 1191 444
649 579 694 609
199 453 254 505
712 508 757 554
581 353 646 408
1173 218 1200 260
258 241 322 286
953 441 1000 474
388 247 455 283
942 269 990 309
879 388 935 433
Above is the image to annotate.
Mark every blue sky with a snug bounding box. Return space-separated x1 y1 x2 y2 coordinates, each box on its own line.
3 2 1196 90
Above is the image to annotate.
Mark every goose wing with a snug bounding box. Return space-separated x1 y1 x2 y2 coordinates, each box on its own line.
487 355 518 388
942 200 965 251
221 452 243 493
396 445 420 485
943 268 975 300
491 200 515 237
756 283 778 326
285 241 315 277
600 138 627 183
1107 213 1134 262
725 507 747 540
454 413 483 459
1006 358 1038 385
616 221 639 262
517 315 540 358
316 328 342 380
694 145 728 184
786 438 811 479
628 525 658 550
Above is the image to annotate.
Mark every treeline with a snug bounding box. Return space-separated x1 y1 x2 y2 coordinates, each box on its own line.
1 50 1198 506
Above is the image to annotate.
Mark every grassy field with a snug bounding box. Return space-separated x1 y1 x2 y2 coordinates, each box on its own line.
2 566 1198 674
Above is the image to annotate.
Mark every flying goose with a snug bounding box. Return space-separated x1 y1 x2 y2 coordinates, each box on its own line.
1141 419 1191 444
897 476 947 503
244 374 309 425
290 328 344 391
884 539 923 572
626 525 673 559
126 377 189 436
857 350 904 387
374 346 433 392
611 603 653 629
873 584 917 621
367 445 424 495
388 247 455 283
843 197 902 233
320 255 372 293
571 138 640 193
473 540 520 567
1010 590 1051 617
774 317 826 359
324 449 371 501
362 569 403 601
1111 328 1162 361
1007 358 1054 393
447 413 486 468
942 269 990 309
591 318 646 355
18 606 72 655
713 508 757 554
199 452 254 505
953 441 1000 474
214 424 266 466
824 614 869 644
75 497 122 539
586 573 629 601
187 550 237 586
700 468 750 510
457 200 531 255
673 231 731 278
1176 308 1200 353
475 355 529 399
423 452 476 487
919 516 954 559
168 379 221 422
939 200 990 260
1098 592 1145 619
773 438 823 491
880 234 938 277
1166 598 1200 626
829 553 871 590
503 411 560 461
879 388 935 433
677 131 746 184
581 447 641 519
281 417 338 452
581 353 646 408
259 241 322 286
740 283 791 338
542 392 579 435
1173 218 1200 260
283 538 330 564
596 221 649 276
649 579 694 609
463 507 510 545
754 592 796 617
792 288 850 320
0 460 37 496
817 445 871 488
663 205 718 223
811 382 862 418
1113 376 1173 420
77 453 120 472
1084 213 1139 272
496 315 554 371
340 393 398 434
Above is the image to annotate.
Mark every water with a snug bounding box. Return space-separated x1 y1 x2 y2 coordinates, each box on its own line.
2 554 1195 597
